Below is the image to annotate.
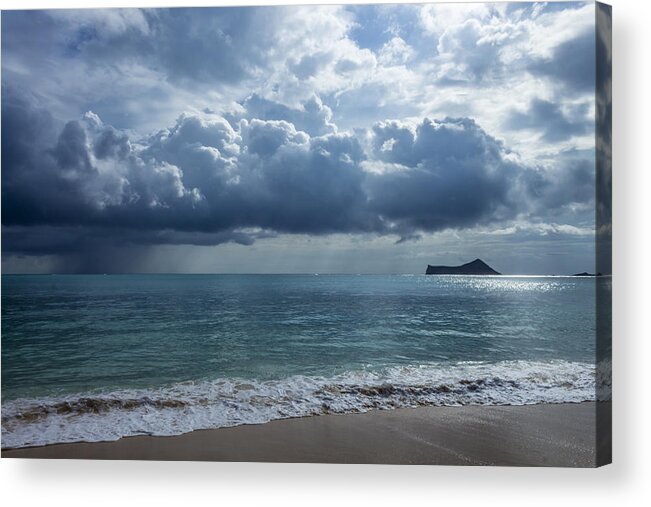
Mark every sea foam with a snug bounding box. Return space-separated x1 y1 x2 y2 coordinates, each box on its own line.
1 359 603 449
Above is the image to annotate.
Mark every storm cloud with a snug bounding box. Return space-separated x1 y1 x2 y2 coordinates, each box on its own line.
1 4 600 273
2 85 593 257
530 28 597 95
506 99 591 142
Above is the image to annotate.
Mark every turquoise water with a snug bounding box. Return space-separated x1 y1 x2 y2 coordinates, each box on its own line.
1 274 600 448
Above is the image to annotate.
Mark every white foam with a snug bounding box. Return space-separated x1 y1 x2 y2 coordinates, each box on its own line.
1 360 601 449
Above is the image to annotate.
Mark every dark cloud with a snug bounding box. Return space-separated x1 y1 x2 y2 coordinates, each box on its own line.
2 94 370 241
53 121 95 172
0 85 59 169
0 5 601 274
248 130 374 234
2 88 595 269
241 119 308 157
2 224 271 260
506 98 591 142
520 152 595 214
1 88 89 227
367 118 521 236
530 29 596 94
93 123 131 160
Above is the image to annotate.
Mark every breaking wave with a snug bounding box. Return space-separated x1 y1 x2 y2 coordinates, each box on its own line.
2 359 604 449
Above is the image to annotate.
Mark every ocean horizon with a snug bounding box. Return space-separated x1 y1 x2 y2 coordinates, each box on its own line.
1 273 608 449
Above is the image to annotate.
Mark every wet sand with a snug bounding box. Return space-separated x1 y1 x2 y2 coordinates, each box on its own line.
2 402 609 466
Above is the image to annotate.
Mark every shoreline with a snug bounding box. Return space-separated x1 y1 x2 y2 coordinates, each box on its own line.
2 402 609 466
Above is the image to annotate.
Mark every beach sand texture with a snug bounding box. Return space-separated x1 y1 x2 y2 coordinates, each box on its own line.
2 402 609 467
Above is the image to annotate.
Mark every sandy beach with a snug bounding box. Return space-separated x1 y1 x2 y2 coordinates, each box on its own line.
2 402 609 466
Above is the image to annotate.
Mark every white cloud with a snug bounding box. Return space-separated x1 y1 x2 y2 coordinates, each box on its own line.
419 3 493 36
378 36 415 66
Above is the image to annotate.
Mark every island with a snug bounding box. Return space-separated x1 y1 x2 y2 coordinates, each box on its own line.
425 259 501 275
573 272 603 277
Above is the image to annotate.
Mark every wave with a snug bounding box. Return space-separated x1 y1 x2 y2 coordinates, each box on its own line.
1 359 605 449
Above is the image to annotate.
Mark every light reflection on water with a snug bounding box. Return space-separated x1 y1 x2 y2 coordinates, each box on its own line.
2 274 597 400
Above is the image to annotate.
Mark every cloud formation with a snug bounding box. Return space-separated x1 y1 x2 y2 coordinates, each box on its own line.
506 99 591 142
1 3 600 272
2 83 593 257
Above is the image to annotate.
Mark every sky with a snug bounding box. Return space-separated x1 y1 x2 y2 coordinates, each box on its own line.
1 2 608 274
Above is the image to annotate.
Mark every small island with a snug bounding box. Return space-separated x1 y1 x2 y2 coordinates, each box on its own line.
573 272 603 277
425 259 501 275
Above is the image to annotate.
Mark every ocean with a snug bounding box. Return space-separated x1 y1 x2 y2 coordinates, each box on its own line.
1 274 606 449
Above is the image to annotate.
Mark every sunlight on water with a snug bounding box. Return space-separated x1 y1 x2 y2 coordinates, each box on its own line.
1 274 601 448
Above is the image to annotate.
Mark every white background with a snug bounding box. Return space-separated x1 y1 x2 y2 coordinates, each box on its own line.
1 0 649 505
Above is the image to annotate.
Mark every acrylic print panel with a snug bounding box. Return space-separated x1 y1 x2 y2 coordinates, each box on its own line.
1 2 611 466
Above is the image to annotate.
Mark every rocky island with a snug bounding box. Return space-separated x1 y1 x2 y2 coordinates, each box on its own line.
425 259 501 275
